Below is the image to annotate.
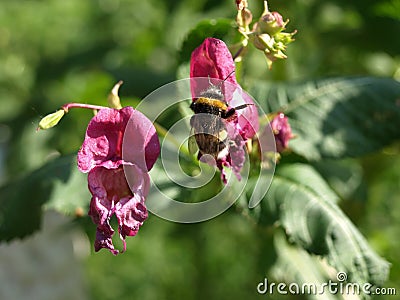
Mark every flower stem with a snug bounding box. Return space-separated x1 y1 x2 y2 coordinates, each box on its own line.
232 45 245 61
61 103 108 113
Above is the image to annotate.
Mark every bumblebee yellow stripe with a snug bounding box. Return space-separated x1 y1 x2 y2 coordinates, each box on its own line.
195 97 228 110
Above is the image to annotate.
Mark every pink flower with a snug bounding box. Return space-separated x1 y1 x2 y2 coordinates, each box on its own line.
190 37 259 183
270 112 293 152
78 107 160 254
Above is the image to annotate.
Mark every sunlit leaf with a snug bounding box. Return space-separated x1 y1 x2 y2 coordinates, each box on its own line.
312 159 366 201
271 231 338 300
250 77 400 160
242 164 390 287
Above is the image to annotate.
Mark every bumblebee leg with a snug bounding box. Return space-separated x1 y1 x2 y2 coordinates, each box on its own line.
223 108 236 119
234 104 254 111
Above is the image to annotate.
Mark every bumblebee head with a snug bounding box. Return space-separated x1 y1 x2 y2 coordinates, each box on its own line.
199 84 224 101
198 71 235 101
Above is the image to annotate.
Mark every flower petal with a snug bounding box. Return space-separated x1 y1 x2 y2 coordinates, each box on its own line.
123 109 160 172
124 163 150 197
88 167 133 203
190 37 237 83
190 38 259 139
229 134 246 180
229 88 259 139
218 121 246 182
190 38 237 100
94 228 119 255
89 195 117 254
87 166 146 254
115 193 148 252
77 107 135 173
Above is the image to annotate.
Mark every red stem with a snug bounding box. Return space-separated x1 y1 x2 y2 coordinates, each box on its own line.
61 103 108 113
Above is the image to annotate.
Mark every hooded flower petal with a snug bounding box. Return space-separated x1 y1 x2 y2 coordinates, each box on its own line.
77 107 133 172
190 37 237 88
77 107 160 173
122 109 160 172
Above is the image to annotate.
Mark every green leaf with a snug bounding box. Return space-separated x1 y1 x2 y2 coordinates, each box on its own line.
271 231 338 300
243 164 390 287
312 159 366 201
0 154 89 242
250 77 400 160
374 0 400 20
179 18 239 64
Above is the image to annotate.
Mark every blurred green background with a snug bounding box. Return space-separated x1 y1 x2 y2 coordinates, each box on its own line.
0 0 399 299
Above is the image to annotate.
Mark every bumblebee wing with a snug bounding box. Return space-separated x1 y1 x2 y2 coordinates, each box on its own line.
188 125 199 155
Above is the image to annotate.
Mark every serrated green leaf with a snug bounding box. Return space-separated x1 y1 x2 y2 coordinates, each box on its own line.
312 159 366 201
243 164 390 287
0 154 89 242
250 77 400 160
179 18 240 64
271 231 338 300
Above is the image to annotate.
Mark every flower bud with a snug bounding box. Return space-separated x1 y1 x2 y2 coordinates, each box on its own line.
235 0 247 10
249 1 296 68
107 80 123 109
270 112 293 152
236 8 253 30
37 109 65 130
257 11 286 35
252 33 274 51
236 0 252 32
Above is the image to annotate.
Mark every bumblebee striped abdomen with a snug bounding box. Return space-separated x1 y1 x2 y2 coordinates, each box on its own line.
189 96 230 158
189 82 250 159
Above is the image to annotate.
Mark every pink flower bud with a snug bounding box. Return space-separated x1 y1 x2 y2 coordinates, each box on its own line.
270 113 293 152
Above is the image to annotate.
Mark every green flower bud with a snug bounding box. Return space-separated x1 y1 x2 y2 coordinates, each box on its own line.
236 8 253 30
257 11 287 35
246 1 297 68
37 109 65 130
251 33 275 51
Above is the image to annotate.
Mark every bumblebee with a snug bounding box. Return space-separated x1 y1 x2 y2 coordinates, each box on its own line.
189 81 251 159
